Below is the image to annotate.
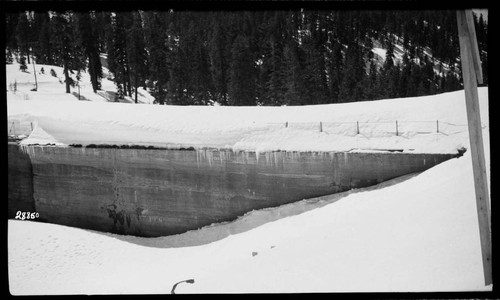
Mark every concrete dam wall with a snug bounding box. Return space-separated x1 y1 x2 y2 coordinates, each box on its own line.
8 143 458 237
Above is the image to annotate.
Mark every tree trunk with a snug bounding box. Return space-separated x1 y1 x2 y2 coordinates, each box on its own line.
127 77 132 97
125 65 132 97
90 58 97 93
134 77 138 104
64 65 70 93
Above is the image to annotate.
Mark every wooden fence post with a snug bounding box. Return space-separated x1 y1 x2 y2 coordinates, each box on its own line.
457 9 491 286
437 120 439 133
319 122 323 133
356 121 360 135
395 120 398 136
32 54 38 91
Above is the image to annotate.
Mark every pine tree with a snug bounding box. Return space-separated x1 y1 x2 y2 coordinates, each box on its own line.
399 52 411 97
261 11 287 106
6 49 14 64
207 13 229 105
51 12 85 93
303 41 328 104
475 13 488 85
109 12 130 98
366 59 379 100
228 34 256 106
378 39 396 98
6 13 20 51
35 12 53 65
165 12 192 105
326 41 343 103
179 14 213 105
282 40 305 105
16 12 32 64
143 11 169 105
75 12 103 93
102 12 115 75
125 11 148 103
19 56 28 72
339 41 365 102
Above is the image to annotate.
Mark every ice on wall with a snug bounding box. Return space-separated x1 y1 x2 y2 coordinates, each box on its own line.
19 121 66 157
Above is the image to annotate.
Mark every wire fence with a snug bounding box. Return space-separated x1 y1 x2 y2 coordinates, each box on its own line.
8 91 31 101
8 120 34 137
7 118 475 141
267 120 471 136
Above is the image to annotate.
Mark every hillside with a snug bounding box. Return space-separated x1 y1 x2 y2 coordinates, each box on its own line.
5 10 488 106
6 61 154 104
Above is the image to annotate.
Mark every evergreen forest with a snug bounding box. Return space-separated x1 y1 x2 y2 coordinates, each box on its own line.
5 9 488 105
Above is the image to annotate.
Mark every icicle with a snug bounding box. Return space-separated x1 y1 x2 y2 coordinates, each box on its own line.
234 150 239 164
219 150 224 164
207 149 213 168
195 149 200 168
20 144 27 155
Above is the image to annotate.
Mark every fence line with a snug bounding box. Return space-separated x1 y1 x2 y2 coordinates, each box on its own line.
266 120 472 136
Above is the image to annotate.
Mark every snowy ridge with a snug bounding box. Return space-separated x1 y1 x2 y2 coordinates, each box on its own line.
7 87 488 154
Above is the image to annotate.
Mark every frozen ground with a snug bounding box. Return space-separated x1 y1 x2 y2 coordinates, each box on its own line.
6 60 492 294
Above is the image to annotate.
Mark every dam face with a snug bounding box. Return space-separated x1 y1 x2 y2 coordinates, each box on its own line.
8 143 457 237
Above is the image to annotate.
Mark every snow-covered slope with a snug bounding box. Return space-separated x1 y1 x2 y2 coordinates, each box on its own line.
6 61 155 104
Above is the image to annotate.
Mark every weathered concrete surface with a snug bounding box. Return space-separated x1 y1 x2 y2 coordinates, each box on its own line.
8 143 35 218
8 144 457 237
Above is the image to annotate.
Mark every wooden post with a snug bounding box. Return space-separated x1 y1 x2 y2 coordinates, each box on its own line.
436 120 439 133
31 54 37 91
356 121 360 135
457 10 491 286
319 121 323 132
395 120 398 136
464 11 483 84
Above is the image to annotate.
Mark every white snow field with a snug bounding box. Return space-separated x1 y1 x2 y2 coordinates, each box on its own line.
7 61 491 294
